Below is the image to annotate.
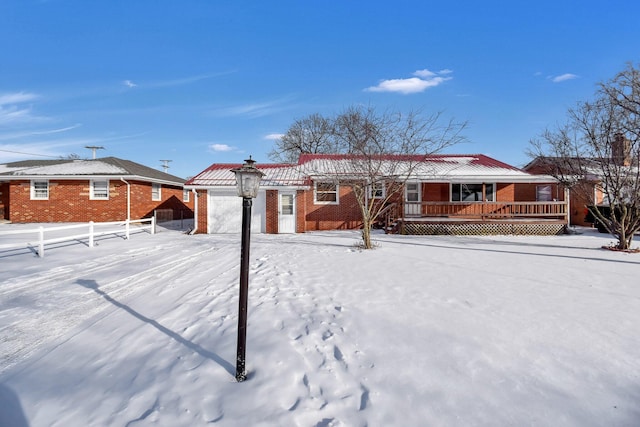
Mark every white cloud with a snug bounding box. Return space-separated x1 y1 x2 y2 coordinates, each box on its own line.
413 69 436 78
0 92 39 106
123 80 137 88
0 124 82 141
0 91 46 125
264 133 284 140
551 73 579 83
0 106 35 125
210 143 235 152
365 69 453 95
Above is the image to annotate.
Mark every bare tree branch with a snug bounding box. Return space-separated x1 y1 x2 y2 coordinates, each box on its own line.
529 63 640 250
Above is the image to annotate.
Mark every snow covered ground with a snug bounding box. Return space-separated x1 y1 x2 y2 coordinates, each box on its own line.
1 222 639 427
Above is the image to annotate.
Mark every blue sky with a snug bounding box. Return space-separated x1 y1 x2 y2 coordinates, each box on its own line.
1 0 639 178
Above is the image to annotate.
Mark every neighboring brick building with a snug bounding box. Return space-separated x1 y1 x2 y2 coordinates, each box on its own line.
0 157 193 223
185 154 564 235
524 133 637 227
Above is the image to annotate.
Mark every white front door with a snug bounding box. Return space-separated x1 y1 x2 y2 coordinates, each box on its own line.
278 192 296 233
404 182 421 216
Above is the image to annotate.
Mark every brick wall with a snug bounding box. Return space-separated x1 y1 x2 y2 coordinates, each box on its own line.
7 179 193 223
127 181 193 220
265 190 278 234
296 190 306 233
303 184 363 231
511 183 564 202
194 189 208 233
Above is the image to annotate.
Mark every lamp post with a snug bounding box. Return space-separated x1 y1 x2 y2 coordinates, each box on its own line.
230 156 264 382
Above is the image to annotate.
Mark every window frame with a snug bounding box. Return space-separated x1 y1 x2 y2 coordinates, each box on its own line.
90 179 110 200
152 183 162 201
314 181 339 205
451 183 496 202
183 189 190 202
30 180 49 200
405 182 421 202
369 181 386 199
536 185 553 202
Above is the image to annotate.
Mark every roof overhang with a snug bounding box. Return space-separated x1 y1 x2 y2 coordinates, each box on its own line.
2 174 185 186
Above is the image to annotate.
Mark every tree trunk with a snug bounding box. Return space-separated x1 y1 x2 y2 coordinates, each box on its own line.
617 230 631 250
361 219 373 249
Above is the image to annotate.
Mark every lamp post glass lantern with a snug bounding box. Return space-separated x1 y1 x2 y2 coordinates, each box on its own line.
232 156 263 198
230 156 264 382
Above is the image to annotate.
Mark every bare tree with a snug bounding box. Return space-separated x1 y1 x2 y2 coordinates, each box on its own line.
294 105 467 249
530 63 640 250
268 113 338 163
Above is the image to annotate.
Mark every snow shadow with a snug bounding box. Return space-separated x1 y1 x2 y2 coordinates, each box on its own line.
0 383 29 427
75 279 235 376
377 236 640 266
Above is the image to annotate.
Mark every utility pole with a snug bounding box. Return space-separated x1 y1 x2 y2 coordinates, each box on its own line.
160 160 172 173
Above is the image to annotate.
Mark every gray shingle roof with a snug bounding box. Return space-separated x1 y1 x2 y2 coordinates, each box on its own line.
0 157 185 185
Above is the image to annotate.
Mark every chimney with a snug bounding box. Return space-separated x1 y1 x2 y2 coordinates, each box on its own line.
612 133 631 166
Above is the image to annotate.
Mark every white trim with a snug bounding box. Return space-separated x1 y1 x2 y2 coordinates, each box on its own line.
90 179 109 200
368 181 385 199
9 174 184 186
405 182 421 202
152 183 162 201
30 179 49 200
182 189 190 202
278 191 296 233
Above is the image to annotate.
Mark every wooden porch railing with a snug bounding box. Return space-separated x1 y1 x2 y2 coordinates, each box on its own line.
378 202 399 232
402 201 568 220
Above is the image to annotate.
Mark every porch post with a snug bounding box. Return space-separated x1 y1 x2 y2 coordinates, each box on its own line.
565 187 571 228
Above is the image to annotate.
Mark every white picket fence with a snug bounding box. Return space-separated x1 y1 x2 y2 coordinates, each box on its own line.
0 218 155 258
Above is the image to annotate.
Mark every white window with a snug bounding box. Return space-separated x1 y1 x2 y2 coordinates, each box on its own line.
152 183 162 201
314 182 339 204
369 181 385 199
90 180 109 200
405 182 420 202
451 183 495 202
183 189 190 202
31 180 49 200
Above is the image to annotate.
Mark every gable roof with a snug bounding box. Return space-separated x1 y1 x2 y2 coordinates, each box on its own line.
186 153 556 188
524 155 639 182
0 157 185 185
296 153 536 181
185 162 308 187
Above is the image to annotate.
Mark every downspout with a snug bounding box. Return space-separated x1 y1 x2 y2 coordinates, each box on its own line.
189 188 198 235
120 178 131 220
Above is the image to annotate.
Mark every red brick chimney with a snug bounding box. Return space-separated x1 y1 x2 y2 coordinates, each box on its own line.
612 133 631 166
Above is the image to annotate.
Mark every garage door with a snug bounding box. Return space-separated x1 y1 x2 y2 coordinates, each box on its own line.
207 189 266 233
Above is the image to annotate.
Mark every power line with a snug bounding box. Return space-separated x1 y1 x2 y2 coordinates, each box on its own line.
0 148 61 159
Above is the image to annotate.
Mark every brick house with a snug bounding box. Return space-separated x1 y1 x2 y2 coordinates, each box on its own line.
524 134 635 227
185 154 566 235
0 157 193 223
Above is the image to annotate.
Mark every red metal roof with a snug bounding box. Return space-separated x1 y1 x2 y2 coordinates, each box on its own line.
297 153 523 171
186 154 552 187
